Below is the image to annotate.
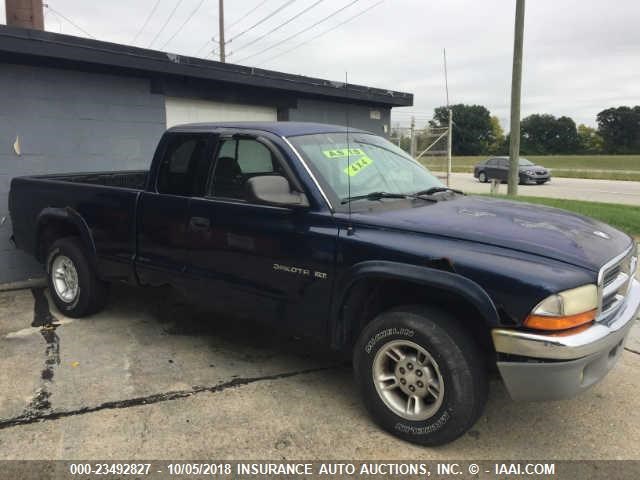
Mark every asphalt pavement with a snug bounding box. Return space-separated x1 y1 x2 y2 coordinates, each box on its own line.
1 284 639 460
446 173 640 206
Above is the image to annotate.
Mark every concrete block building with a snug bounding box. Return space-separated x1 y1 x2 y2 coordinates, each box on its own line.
0 25 412 283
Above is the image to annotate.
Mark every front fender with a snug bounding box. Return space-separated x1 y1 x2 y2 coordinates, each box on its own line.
330 260 500 349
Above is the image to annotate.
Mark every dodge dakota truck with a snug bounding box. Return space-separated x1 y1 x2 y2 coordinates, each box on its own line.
9 122 639 446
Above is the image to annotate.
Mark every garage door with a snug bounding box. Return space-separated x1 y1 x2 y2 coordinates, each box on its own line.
165 97 277 128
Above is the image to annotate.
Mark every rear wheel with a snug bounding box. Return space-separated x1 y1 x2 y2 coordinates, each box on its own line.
353 305 488 446
478 171 487 183
46 237 108 317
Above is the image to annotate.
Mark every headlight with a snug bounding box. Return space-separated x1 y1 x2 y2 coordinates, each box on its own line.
524 284 598 330
526 169 536 175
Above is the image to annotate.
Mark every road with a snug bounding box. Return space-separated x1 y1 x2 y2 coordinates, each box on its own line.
445 173 640 205
1 284 639 461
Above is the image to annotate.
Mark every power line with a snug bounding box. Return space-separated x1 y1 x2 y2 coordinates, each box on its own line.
195 37 217 56
43 4 96 39
159 0 207 50
235 0 361 64
258 0 384 65
226 0 270 31
226 0 297 44
204 48 220 59
131 0 163 44
231 0 324 55
147 0 186 48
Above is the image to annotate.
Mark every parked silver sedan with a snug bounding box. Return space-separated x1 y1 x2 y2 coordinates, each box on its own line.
473 156 551 184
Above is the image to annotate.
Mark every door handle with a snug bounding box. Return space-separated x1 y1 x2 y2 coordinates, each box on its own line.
189 216 211 231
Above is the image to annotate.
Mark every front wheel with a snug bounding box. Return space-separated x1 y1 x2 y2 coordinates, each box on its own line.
478 171 487 183
353 305 488 446
46 237 108 317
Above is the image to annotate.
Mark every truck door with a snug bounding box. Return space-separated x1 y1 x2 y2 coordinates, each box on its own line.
136 132 215 287
185 134 337 340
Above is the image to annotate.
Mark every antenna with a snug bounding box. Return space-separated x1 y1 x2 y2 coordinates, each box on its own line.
443 48 450 108
345 71 353 234
443 48 453 186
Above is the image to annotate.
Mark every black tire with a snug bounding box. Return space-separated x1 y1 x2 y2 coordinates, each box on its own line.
353 305 488 446
46 237 108 317
478 171 487 183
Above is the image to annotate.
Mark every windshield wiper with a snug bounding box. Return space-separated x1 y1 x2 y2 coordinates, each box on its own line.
414 187 464 196
341 192 409 204
341 191 437 204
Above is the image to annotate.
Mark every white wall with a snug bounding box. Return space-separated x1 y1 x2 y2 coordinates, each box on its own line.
165 97 277 128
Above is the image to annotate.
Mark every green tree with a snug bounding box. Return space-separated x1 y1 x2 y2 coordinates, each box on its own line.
430 104 493 155
520 114 579 154
596 106 640 154
487 116 506 154
577 124 604 154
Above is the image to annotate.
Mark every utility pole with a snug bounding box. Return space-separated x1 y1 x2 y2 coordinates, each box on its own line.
410 116 416 158
218 0 226 62
447 109 453 187
508 0 525 195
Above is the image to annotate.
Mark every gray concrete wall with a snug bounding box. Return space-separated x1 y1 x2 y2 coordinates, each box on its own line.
0 64 166 284
288 98 391 137
0 63 396 285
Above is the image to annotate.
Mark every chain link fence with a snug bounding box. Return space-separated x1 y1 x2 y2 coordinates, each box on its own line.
390 122 452 186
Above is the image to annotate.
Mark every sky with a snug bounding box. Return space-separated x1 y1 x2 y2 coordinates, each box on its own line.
2 0 638 130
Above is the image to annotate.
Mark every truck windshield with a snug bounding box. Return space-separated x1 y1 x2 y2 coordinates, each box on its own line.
288 132 442 202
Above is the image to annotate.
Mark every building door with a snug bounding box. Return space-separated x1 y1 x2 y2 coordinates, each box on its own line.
165 97 277 128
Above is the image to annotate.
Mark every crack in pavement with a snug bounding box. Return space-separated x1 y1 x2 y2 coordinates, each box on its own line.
0 365 344 431
625 347 640 356
17 289 62 420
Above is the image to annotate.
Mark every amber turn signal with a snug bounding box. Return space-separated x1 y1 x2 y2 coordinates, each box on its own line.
523 309 596 331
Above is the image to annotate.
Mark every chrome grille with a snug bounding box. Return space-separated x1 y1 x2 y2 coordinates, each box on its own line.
598 244 637 324
603 265 621 287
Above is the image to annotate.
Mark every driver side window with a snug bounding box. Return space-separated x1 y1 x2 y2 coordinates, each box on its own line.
209 138 278 200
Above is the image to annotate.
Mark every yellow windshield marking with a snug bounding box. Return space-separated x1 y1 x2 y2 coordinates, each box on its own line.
321 148 374 176
344 155 374 177
322 148 365 158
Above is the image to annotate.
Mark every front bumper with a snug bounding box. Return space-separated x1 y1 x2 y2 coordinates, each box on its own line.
492 278 640 401
521 173 550 183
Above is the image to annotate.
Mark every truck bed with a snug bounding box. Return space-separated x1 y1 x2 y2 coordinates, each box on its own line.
9 170 148 282
36 170 148 190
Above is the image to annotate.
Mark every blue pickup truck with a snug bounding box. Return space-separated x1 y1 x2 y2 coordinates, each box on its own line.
9 122 639 445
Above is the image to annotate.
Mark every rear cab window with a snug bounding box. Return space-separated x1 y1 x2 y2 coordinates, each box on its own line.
156 133 213 196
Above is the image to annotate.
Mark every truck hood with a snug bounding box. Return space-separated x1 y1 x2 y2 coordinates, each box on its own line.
350 195 632 271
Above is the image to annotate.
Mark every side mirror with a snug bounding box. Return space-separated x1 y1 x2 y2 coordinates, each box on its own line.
246 175 309 208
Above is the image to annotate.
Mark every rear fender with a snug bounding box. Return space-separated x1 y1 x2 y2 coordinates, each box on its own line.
35 207 97 265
